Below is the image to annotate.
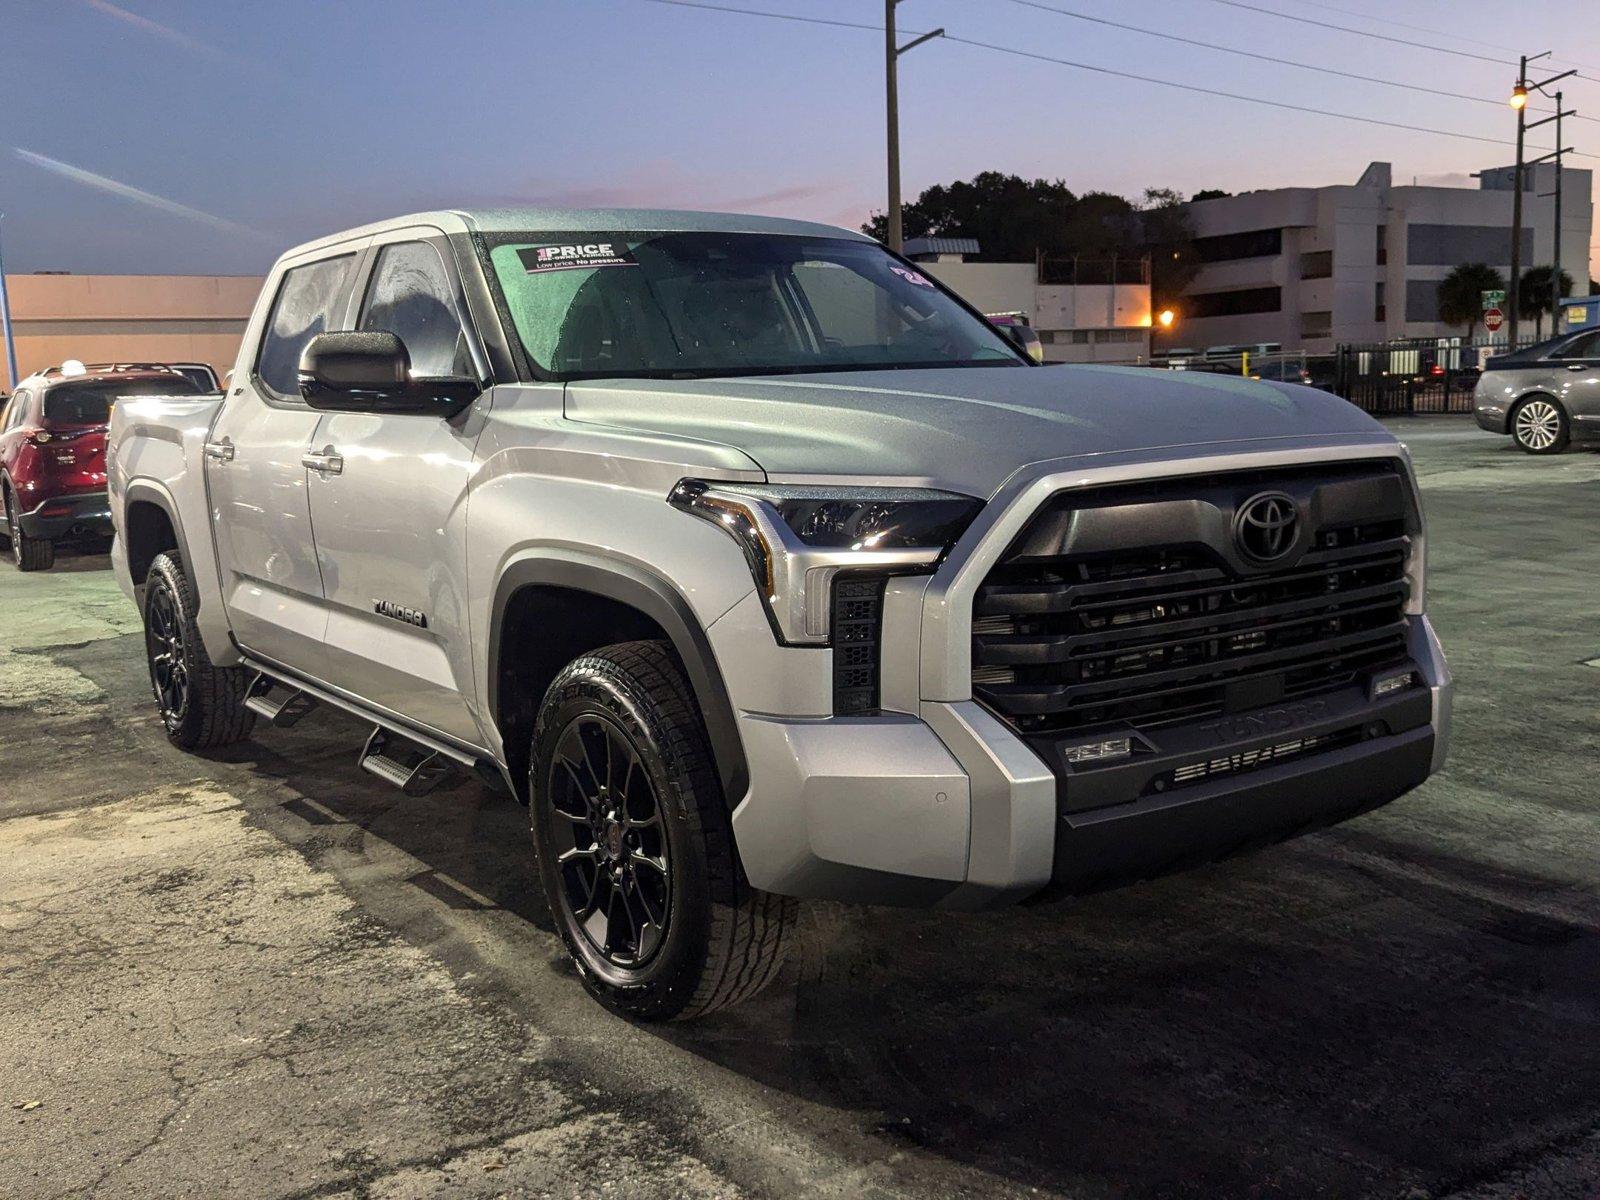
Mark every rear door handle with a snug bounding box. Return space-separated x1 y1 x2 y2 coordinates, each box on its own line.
203 439 235 462
302 447 344 476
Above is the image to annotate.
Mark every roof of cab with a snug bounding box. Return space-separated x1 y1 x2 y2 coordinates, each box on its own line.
278 207 875 261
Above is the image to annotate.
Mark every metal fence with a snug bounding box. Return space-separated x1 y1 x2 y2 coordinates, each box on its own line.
1330 335 1541 415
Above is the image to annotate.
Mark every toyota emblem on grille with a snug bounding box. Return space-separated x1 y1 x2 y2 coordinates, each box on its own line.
1234 491 1300 563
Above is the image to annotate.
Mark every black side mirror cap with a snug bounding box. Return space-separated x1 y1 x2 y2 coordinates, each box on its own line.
298 331 480 416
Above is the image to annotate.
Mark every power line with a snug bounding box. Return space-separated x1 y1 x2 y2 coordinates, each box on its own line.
640 0 880 33
1198 0 1600 83
1005 0 1599 124
1270 0 1600 74
638 0 1595 159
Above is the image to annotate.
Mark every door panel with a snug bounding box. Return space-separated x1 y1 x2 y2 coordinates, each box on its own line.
308 411 482 741
207 395 326 671
207 251 360 674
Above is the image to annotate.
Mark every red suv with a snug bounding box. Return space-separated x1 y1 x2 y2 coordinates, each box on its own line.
0 363 200 570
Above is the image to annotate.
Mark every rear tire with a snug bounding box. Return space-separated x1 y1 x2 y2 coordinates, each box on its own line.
1511 396 1570 454
529 640 794 1021
142 551 255 749
4 488 55 571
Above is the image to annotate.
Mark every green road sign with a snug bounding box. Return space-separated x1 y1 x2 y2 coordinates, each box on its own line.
1482 289 1506 311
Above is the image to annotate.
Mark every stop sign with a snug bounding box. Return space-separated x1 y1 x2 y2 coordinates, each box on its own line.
1484 307 1505 332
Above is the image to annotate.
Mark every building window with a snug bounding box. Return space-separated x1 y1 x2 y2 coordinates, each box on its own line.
1095 328 1145 343
1376 225 1387 266
1192 227 1283 263
1301 311 1332 340
1374 282 1386 323
1405 223 1532 267
1300 251 1332 280
1186 287 1283 319
1071 330 1092 344
1037 330 1058 345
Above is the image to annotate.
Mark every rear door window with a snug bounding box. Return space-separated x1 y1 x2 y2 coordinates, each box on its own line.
255 255 357 397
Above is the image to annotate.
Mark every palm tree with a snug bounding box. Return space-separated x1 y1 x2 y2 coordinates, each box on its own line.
1437 263 1505 340
1517 265 1575 338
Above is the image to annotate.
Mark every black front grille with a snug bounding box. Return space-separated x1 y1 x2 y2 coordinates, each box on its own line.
833 577 887 715
973 464 1414 733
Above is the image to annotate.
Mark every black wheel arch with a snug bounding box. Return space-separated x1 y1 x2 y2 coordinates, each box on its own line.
489 553 749 808
122 483 188 597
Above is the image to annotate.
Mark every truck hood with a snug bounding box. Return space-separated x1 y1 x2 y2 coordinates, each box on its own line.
563 365 1391 498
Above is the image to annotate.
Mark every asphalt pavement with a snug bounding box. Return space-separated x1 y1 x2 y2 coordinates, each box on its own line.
2 416 1597 1199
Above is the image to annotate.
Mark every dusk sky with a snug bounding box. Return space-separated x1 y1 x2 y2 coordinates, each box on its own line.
4 0 1597 277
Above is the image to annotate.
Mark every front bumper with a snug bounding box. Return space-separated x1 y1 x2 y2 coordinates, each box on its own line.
728 615 1451 909
15 491 113 541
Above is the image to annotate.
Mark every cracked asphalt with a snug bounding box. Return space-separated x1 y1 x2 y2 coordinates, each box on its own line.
2 417 1598 1199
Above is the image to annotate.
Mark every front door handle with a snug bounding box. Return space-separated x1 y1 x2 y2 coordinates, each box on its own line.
301 447 344 476
1566 363 1589 372
203 439 235 462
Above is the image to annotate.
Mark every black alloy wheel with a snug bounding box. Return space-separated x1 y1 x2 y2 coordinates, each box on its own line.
145 572 191 732
529 641 795 1021
545 714 672 968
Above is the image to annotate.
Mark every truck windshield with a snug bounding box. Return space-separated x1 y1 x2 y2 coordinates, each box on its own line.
44 378 200 426
484 231 1026 379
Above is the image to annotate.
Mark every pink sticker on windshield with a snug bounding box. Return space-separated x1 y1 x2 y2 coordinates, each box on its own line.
889 266 934 288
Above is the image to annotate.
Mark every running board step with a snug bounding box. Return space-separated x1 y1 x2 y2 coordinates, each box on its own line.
359 726 458 796
244 674 319 728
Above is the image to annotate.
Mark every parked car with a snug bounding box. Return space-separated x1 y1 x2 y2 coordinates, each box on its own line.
1 362 199 569
108 209 1452 1020
1474 326 1600 453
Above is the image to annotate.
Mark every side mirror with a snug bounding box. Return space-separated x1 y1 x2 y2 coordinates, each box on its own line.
998 322 1044 364
298 331 480 416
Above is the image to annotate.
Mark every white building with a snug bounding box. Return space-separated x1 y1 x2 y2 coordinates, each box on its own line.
903 238 1153 364
1175 161 1593 352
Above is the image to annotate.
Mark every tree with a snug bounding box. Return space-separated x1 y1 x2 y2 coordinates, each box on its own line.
1191 189 1231 202
1517 265 1576 338
862 173 1197 306
1437 263 1505 339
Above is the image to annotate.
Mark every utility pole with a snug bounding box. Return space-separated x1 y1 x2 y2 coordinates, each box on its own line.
1507 53 1575 346
0 213 18 392
884 2 942 253
1550 92 1567 326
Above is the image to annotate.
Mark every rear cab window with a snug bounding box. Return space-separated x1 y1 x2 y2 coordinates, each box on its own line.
44 378 201 426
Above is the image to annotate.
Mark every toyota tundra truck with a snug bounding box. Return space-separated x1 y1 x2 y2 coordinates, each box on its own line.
108 209 1452 1020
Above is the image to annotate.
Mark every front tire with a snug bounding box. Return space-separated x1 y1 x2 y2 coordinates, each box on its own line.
1511 396 1570 454
4 487 55 571
142 551 255 749
530 640 794 1021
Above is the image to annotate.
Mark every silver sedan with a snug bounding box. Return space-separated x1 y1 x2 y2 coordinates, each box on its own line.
1474 326 1600 454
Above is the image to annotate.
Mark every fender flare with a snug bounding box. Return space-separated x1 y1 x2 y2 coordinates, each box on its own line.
122 479 194 593
487 551 750 805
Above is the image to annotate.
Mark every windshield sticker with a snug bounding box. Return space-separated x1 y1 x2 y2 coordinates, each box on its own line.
889 265 934 288
519 243 637 272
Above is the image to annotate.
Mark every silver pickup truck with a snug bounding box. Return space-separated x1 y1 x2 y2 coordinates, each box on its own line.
108 208 1452 1020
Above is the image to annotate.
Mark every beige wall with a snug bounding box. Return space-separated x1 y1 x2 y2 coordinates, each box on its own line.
4 274 264 385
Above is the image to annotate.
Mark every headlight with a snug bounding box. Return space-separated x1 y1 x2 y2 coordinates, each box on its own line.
670 480 982 644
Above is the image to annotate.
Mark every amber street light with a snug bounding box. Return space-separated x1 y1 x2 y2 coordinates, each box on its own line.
1510 83 1529 109
1157 309 1176 329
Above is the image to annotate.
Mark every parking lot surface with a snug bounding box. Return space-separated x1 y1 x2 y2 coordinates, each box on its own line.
2 418 1597 1199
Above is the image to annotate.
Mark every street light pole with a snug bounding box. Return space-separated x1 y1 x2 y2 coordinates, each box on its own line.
1509 55 1529 347
0 213 18 393
883 2 942 253
1507 53 1575 346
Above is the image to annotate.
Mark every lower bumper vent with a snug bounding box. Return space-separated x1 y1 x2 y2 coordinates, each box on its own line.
1157 726 1363 792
